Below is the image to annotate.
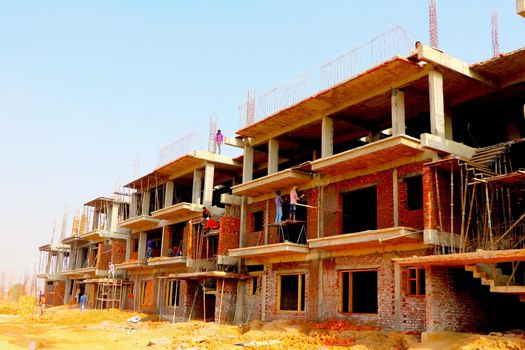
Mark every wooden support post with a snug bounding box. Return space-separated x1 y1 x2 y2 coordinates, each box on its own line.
218 279 225 325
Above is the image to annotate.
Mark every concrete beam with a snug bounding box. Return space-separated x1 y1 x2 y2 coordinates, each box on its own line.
391 89 405 136
428 70 446 139
417 44 492 85
420 133 476 158
224 136 249 148
321 116 334 158
220 193 242 206
268 138 279 175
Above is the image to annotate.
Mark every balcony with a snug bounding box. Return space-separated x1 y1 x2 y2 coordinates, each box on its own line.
311 135 426 175
79 229 128 242
147 256 188 267
308 227 423 251
151 202 202 221
119 215 161 231
115 259 147 270
228 241 309 259
232 169 311 197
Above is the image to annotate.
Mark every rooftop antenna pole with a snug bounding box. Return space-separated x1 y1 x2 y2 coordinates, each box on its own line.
491 8 500 57
429 0 439 48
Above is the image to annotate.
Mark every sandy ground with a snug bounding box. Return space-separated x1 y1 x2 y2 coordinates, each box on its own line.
1 300 525 349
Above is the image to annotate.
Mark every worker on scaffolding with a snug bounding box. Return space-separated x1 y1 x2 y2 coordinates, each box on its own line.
146 239 153 259
215 130 224 154
289 186 304 221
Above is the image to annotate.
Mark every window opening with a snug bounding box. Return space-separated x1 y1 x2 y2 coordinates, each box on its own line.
278 274 305 311
342 186 377 233
407 268 426 296
340 270 378 313
406 176 423 210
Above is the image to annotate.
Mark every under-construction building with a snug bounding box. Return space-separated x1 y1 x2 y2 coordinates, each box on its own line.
117 150 243 322
226 44 525 332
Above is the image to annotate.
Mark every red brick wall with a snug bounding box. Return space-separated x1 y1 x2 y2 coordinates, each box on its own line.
219 216 240 254
215 279 238 323
111 239 126 264
53 281 65 306
324 169 393 236
426 266 489 332
400 268 426 331
97 243 111 270
244 275 263 321
398 163 425 230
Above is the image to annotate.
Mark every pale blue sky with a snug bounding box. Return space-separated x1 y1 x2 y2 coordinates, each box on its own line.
0 1 523 279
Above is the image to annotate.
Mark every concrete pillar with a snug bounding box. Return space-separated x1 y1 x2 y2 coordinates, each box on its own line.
125 235 132 261
368 131 380 143
391 89 405 136
130 194 138 218
46 252 52 274
268 138 279 175
203 162 215 207
141 191 151 216
239 196 248 248
192 169 203 205
394 263 401 330
165 181 174 207
138 232 147 260
110 202 119 232
242 142 254 183
429 70 446 138
393 169 399 227
321 116 334 158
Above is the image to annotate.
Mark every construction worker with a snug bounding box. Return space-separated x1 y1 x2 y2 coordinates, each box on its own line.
79 293 87 312
108 261 115 280
215 130 224 154
40 295 47 315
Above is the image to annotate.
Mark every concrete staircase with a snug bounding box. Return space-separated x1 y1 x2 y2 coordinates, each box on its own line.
465 264 525 302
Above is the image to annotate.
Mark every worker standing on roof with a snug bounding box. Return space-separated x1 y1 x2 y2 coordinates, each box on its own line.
275 191 284 223
215 130 224 154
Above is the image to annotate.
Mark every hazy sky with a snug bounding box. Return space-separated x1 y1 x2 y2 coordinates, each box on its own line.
0 1 523 280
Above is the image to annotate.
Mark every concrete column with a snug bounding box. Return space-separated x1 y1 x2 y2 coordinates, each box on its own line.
203 162 215 207
394 263 401 330
110 202 119 232
242 142 254 183
125 235 132 261
138 232 147 260
239 196 248 248
391 89 405 136
268 138 279 175
141 191 151 215
393 169 399 227
192 169 203 205
130 194 138 218
321 116 333 158
429 70 446 138
46 252 52 274
367 131 380 143
165 181 174 207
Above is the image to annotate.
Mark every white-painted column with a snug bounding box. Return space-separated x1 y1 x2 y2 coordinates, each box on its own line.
391 89 405 136
243 142 254 183
138 232 147 260
192 169 203 205
321 116 333 158
203 162 215 207
165 181 174 207
429 70 446 138
268 138 279 175
141 191 151 216
393 169 399 227
125 235 132 261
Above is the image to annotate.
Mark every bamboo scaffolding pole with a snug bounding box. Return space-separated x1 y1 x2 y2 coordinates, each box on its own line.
434 168 444 253
450 162 455 252
217 278 225 325
172 281 179 324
